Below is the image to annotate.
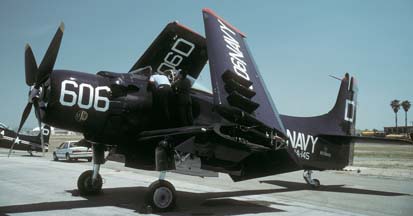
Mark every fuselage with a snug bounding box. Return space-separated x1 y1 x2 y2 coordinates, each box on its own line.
0 127 48 152
41 69 353 177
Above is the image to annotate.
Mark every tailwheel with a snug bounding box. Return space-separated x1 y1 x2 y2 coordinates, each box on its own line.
303 170 321 189
311 179 320 189
77 170 103 195
146 179 176 212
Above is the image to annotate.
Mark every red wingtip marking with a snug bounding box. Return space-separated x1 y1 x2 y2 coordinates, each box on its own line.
202 8 247 38
172 21 204 38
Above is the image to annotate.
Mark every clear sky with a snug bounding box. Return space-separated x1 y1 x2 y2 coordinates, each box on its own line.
0 0 412 130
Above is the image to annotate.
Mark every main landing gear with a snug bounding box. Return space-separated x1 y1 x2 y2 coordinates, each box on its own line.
303 170 320 189
76 140 178 212
144 140 177 212
145 171 176 212
77 143 104 195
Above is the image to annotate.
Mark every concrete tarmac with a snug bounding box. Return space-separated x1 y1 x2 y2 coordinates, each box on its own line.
0 149 412 216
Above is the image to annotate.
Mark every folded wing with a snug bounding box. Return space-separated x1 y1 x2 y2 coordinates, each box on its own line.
129 22 208 80
202 8 286 138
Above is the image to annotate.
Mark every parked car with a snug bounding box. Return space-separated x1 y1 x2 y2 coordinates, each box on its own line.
53 141 92 162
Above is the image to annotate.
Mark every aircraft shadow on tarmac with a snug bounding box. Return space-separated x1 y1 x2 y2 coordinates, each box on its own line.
260 180 411 196
53 160 90 163
0 153 42 158
0 181 409 215
0 186 286 215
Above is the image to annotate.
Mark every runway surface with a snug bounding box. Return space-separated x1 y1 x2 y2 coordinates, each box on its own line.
0 149 412 216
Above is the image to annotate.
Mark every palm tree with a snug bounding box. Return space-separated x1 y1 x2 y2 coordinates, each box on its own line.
401 100 411 134
390 100 401 133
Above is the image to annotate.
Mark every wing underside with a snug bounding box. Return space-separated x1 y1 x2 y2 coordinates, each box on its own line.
202 8 286 138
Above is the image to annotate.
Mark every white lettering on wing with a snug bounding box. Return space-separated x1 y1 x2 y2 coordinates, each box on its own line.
217 18 252 89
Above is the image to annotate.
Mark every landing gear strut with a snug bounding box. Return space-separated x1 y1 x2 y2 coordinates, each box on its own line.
303 170 320 189
77 143 104 195
145 140 177 212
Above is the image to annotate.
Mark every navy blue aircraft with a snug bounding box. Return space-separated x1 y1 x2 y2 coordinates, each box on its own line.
1 124 50 155
14 8 358 211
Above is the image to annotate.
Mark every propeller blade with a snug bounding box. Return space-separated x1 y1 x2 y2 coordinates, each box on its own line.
7 136 20 158
25 44 38 86
33 100 45 156
36 22 64 87
9 102 33 157
17 102 33 134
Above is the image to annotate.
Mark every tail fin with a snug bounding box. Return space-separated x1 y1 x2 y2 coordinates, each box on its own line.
326 73 358 135
281 73 358 136
38 125 51 144
280 74 358 169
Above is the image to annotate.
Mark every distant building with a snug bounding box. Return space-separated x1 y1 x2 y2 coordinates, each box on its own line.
32 126 77 135
384 126 413 135
360 130 385 137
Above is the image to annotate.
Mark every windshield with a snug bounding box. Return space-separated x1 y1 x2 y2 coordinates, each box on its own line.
191 67 212 94
191 81 212 94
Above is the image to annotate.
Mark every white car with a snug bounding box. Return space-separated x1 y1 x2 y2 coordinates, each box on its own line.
53 141 92 162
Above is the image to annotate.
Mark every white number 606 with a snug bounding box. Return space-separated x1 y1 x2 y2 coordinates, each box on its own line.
59 80 110 112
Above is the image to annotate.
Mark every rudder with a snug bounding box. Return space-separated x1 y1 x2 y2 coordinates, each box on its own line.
38 125 51 145
327 73 358 136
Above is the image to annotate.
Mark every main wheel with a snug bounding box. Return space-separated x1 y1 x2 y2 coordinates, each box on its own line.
53 153 58 161
146 180 176 212
77 170 103 195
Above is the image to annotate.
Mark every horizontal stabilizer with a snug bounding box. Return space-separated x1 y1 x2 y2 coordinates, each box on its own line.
319 134 412 145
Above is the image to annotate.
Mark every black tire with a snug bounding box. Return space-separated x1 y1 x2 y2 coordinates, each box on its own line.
66 153 72 161
53 153 58 161
146 180 176 212
311 179 321 189
77 170 103 195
